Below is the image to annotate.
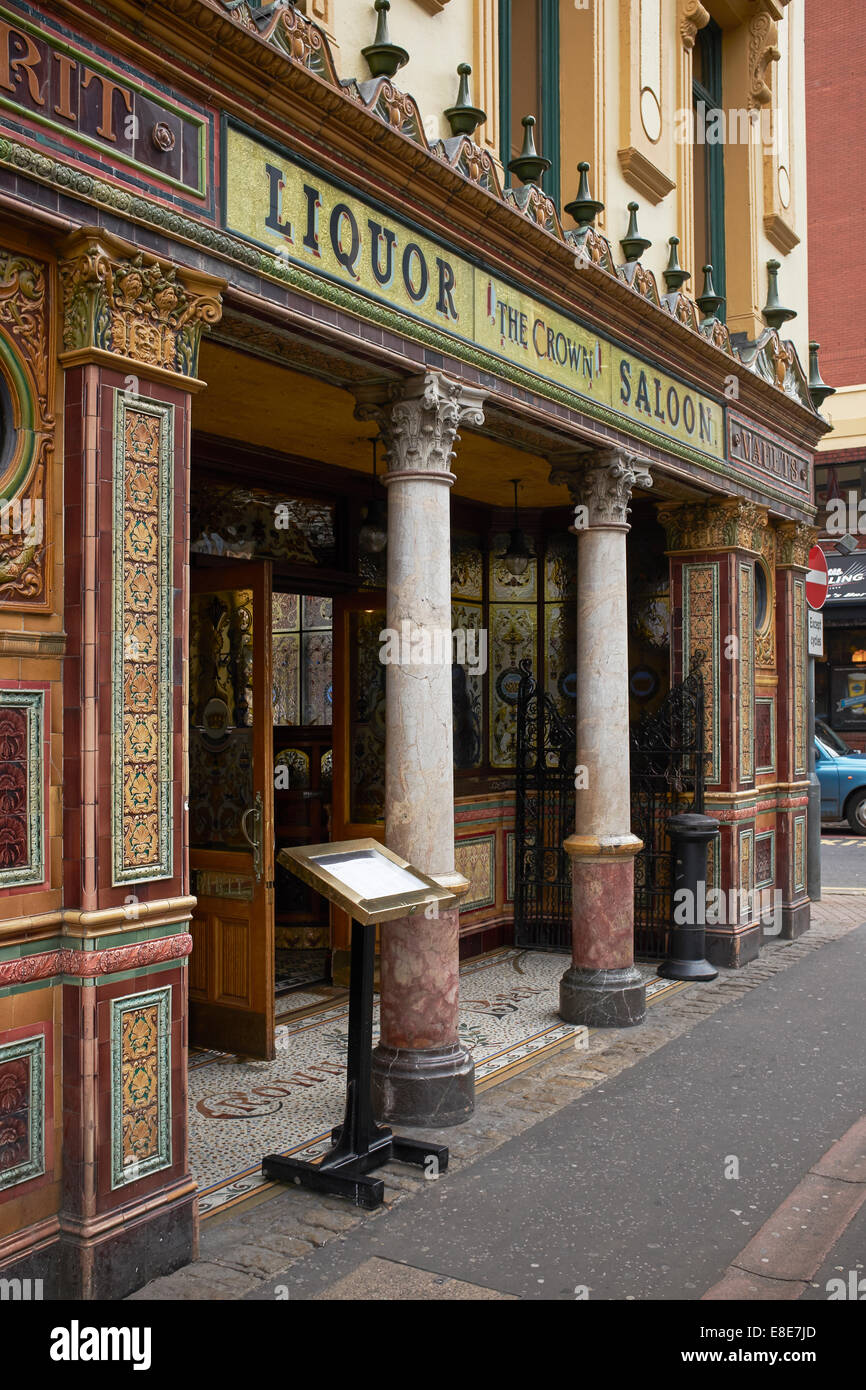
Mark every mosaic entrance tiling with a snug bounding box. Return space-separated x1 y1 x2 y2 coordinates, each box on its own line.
189 951 688 1218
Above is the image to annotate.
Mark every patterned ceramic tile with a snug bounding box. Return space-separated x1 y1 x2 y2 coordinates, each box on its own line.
0 690 44 887
0 1034 44 1190
738 563 754 781
683 562 720 783
112 394 173 885
455 834 496 911
111 986 171 1188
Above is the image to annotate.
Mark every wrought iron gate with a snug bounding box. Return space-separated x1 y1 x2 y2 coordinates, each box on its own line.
630 664 708 958
513 661 575 950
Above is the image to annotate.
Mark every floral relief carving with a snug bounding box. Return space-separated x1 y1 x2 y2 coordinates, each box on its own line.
355 372 486 480
59 229 222 379
551 448 652 527
748 10 780 109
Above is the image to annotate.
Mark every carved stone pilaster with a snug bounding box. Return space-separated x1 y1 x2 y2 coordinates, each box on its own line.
550 447 652 528
58 226 223 382
355 371 486 483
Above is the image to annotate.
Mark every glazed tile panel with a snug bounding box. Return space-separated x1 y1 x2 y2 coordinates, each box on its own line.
110 986 171 1188
0 1034 44 1190
112 394 174 883
0 690 43 886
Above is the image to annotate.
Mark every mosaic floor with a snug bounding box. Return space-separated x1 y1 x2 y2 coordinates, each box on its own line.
274 948 330 996
189 949 689 1218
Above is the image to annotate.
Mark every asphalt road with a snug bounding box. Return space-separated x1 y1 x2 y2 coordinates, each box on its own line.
821 826 866 889
246 921 866 1302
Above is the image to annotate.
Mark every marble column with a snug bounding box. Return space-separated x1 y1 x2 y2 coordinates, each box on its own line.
356 372 486 1126
550 447 651 1027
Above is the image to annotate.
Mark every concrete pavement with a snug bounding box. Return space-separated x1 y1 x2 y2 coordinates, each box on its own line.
129 893 866 1301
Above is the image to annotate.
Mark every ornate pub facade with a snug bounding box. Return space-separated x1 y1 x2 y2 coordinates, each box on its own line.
0 0 826 1297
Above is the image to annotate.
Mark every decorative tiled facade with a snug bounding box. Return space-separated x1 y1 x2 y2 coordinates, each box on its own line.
110 986 172 1188
0 689 44 888
682 562 720 783
738 563 754 782
755 831 775 889
112 394 174 884
0 1033 44 1190
739 829 754 922
793 816 806 894
455 834 496 912
0 248 51 611
792 578 807 777
755 697 776 773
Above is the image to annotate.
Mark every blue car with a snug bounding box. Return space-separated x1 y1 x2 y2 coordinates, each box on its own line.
815 719 866 832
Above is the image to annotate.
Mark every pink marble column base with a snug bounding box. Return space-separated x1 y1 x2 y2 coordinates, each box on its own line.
559 854 646 1028
372 906 474 1127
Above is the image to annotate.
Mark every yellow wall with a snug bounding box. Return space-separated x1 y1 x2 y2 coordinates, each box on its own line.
319 0 477 146
316 2 811 371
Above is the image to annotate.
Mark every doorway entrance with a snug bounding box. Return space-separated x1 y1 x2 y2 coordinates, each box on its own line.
187 550 386 1056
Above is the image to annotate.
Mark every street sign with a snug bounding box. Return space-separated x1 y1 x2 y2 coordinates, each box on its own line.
806 545 829 610
808 609 824 657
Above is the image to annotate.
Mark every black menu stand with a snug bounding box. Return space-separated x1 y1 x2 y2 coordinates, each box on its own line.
262 918 448 1209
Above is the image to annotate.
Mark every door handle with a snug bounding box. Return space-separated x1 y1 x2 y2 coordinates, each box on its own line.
241 791 264 882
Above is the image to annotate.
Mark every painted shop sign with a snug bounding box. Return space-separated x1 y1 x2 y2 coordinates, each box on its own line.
726 410 810 500
0 3 206 196
223 122 725 465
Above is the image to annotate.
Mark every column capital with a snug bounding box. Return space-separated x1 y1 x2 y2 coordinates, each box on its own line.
658 497 770 554
354 371 486 485
775 521 818 569
549 446 652 528
58 225 224 387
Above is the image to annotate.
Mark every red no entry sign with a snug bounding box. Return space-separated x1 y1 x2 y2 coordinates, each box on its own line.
806 545 829 610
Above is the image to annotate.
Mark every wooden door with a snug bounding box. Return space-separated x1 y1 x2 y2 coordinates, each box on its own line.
330 592 386 955
188 561 275 1058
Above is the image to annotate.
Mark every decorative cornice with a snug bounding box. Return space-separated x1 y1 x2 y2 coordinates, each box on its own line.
355 371 486 484
658 498 770 554
616 147 677 205
550 447 652 527
58 226 224 379
0 932 193 987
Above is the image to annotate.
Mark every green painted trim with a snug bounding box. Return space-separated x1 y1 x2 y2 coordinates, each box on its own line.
0 134 814 513
111 392 174 885
498 0 511 176
539 0 560 205
693 18 726 307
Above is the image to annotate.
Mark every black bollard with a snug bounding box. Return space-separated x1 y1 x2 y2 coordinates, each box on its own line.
659 812 719 981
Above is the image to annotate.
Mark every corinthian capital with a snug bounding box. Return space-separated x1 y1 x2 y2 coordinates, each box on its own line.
58 226 223 380
549 447 652 528
354 371 486 483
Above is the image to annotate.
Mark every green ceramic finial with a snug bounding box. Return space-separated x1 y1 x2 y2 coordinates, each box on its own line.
362 0 409 80
762 259 796 331
444 63 486 137
507 115 551 187
696 264 725 322
564 162 604 229
808 341 835 411
663 236 690 293
620 201 652 263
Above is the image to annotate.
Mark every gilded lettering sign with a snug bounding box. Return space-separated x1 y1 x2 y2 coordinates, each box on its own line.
223 122 726 465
